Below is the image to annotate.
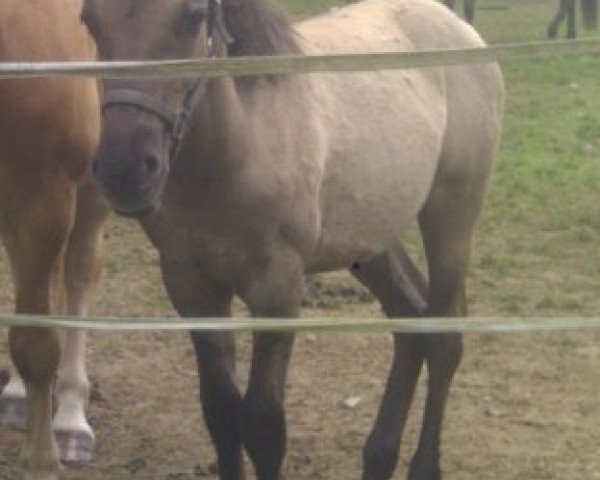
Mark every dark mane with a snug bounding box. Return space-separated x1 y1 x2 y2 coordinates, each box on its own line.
223 0 301 57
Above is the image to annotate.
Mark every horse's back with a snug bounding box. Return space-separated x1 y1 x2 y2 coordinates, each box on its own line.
297 0 503 272
297 0 486 51
0 0 99 183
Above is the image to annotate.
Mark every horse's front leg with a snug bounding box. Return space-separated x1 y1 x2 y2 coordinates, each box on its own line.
53 180 109 464
191 331 244 480
240 252 303 480
242 332 295 480
160 260 243 480
9 327 61 480
4 180 76 480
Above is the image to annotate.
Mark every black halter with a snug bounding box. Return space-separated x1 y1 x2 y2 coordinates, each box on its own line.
102 0 233 162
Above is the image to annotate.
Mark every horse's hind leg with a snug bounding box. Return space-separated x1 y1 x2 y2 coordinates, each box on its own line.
351 248 429 480
404 188 487 480
53 180 109 464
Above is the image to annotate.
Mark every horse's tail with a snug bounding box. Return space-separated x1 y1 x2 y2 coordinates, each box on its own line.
581 0 598 30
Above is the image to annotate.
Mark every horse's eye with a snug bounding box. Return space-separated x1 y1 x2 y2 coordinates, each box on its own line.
180 4 209 36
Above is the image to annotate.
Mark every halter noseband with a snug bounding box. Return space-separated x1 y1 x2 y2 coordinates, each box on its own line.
102 0 233 162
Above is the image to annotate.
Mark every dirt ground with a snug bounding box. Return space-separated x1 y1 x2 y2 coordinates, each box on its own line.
1 220 599 480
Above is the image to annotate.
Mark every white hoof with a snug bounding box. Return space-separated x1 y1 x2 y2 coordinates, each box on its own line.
23 473 58 480
54 429 94 464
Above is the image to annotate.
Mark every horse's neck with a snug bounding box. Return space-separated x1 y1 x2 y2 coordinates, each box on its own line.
180 77 250 179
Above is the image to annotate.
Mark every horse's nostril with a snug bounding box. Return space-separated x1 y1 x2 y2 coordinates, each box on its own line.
142 153 160 177
91 158 100 177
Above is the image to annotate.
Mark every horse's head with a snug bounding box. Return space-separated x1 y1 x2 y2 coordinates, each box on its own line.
83 0 229 217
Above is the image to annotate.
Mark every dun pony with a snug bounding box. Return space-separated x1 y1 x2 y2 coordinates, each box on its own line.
88 1 504 480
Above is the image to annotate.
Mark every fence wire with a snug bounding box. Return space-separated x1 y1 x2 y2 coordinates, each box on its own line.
1 315 600 332
0 39 599 80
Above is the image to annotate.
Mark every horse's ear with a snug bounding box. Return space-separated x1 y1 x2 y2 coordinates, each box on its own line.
179 0 210 36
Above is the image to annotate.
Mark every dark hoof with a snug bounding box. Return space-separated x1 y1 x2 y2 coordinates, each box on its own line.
408 463 441 480
0 394 27 430
55 429 95 464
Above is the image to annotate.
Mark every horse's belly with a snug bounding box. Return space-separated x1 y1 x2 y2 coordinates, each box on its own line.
308 135 440 273
308 90 444 273
306 63 446 273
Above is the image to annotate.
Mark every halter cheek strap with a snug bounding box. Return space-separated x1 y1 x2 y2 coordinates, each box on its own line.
101 0 233 162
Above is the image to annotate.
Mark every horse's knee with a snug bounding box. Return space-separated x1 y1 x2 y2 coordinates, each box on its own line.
426 333 463 378
9 328 60 388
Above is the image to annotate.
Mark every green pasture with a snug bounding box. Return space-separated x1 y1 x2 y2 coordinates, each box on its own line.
454 0 598 317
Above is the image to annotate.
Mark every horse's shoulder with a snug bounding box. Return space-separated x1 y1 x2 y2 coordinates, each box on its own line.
0 0 99 179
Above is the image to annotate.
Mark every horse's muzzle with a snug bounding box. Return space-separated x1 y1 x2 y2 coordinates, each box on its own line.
92 146 167 219
92 106 170 218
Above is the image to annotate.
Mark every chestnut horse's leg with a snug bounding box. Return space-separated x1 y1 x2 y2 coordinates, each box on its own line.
53 180 109 464
351 248 429 480
9 327 62 480
5 178 76 480
1 181 108 464
548 0 573 38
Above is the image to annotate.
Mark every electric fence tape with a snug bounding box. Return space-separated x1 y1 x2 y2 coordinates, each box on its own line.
1 315 600 332
0 39 598 79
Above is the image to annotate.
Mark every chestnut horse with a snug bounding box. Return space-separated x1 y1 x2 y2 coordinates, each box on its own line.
87 0 503 479
0 0 109 478
442 0 598 39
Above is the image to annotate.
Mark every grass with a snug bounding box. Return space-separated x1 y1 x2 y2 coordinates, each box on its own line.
0 0 598 319
466 1 600 316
